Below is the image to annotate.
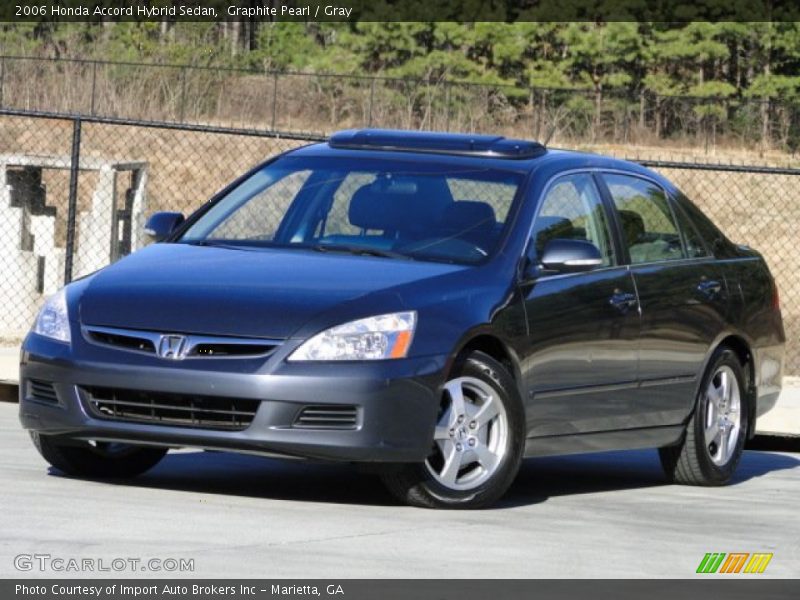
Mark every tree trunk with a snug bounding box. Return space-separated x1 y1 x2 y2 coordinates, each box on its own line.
655 99 662 139
639 90 645 132
159 20 169 41
231 20 241 57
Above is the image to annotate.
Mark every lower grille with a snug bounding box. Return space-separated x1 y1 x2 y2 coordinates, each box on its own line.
28 379 58 404
82 386 259 431
294 405 359 430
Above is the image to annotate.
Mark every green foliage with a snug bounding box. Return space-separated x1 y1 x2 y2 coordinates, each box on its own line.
1 19 800 107
248 23 323 71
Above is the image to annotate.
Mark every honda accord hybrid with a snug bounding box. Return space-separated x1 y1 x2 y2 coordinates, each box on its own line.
19 129 785 508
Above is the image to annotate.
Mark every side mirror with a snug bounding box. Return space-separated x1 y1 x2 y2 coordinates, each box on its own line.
144 212 185 242
525 239 603 278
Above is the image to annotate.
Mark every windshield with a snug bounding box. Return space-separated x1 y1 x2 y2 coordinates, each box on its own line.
179 156 525 265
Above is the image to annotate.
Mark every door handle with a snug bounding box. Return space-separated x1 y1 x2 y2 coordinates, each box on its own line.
609 290 637 313
697 279 722 298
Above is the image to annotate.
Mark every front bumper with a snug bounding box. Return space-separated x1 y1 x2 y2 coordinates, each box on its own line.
19 332 446 463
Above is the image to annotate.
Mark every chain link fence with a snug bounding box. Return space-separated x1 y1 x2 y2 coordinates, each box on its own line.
0 108 798 375
3 55 800 151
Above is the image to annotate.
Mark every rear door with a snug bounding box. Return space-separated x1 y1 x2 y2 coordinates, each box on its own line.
599 172 728 427
521 172 641 437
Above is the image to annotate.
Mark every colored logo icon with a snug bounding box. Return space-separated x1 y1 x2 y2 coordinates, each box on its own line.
697 553 773 574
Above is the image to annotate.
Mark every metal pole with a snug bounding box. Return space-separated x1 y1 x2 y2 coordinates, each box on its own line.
367 76 375 127
444 82 450 132
534 89 541 140
271 72 278 131
64 118 82 284
529 88 534 138
178 67 187 123
89 60 97 115
0 57 5 108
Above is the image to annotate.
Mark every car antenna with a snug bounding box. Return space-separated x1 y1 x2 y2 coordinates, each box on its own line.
542 123 557 147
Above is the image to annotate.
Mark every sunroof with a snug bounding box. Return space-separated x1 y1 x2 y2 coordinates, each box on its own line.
329 129 546 159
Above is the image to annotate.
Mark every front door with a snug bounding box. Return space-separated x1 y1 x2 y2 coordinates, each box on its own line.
521 173 641 437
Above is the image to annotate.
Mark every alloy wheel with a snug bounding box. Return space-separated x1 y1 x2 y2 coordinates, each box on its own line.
425 376 509 491
704 365 742 466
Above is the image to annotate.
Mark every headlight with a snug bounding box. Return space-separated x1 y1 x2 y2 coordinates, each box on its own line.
33 287 71 343
288 311 416 361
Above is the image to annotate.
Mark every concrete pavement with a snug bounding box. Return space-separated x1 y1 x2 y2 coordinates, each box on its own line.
0 402 797 579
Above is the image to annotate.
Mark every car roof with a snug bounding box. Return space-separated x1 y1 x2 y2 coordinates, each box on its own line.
287 128 665 183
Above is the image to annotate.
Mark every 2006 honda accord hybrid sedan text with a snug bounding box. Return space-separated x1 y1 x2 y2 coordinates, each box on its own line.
19 129 785 508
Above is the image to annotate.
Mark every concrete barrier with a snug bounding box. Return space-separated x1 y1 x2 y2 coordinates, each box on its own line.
0 154 147 340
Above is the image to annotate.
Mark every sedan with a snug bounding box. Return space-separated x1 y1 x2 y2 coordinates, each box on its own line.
19 129 785 508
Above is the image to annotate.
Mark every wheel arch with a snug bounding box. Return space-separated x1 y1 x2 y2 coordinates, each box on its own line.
449 332 525 401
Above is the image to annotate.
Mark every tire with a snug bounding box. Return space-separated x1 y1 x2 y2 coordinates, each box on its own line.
30 432 168 479
659 346 748 486
380 351 525 508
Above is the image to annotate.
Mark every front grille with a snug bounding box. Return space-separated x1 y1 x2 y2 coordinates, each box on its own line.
83 326 279 359
87 329 156 354
192 343 275 357
294 405 359 430
28 379 58 404
82 386 259 431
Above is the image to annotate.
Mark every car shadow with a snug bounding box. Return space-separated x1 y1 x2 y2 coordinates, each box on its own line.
48 447 800 509
497 447 800 508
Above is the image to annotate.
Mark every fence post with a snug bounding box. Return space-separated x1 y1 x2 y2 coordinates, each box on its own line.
89 60 98 115
535 89 543 141
64 118 82 284
271 72 278 131
367 76 375 127
178 66 187 123
529 88 535 138
444 82 450 132
0 56 5 108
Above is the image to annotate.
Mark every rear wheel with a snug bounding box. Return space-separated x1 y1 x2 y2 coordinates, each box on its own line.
30 432 167 479
659 347 748 485
380 351 524 508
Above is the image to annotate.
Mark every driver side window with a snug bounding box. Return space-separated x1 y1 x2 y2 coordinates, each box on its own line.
533 173 615 267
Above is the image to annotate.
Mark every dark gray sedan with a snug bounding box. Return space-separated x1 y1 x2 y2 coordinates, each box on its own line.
20 129 785 508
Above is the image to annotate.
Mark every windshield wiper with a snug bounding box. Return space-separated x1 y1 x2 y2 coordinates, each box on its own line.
306 243 412 260
183 240 255 251
186 239 287 248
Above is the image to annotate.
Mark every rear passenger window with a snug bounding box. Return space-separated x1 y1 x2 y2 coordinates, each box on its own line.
672 204 710 258
533 173 615 267
603 174 685 264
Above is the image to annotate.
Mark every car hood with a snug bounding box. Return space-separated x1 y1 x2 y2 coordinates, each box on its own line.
79 244 465 339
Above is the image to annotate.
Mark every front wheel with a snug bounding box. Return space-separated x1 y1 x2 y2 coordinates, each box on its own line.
30 432 168 479
380 351 525 509
659 347 748 485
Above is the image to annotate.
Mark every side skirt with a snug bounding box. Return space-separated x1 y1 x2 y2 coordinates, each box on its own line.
524 424 685 458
